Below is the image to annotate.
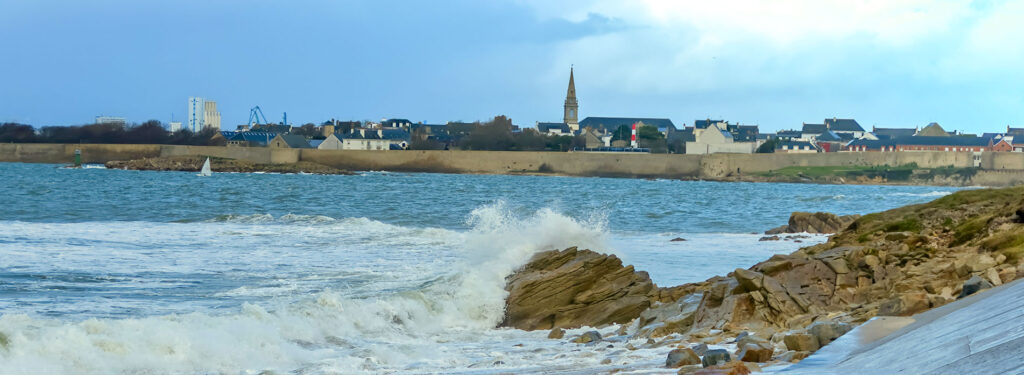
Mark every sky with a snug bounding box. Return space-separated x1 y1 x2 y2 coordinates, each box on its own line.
1 0 1023 133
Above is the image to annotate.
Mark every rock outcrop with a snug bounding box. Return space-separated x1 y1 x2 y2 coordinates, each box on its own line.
500 247 656 330
504 186 1024 368
765 212 860 234
105 156 351 175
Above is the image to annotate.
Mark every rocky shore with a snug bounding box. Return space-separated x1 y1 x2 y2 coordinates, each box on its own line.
502 186 1024 373
105 156 352 175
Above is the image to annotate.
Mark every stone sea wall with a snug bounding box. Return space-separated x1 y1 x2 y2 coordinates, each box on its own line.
5 143 1024 184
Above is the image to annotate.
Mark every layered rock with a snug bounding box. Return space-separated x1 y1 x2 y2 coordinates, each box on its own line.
766 212 860 234
505 186 1024 368
500 247 656 330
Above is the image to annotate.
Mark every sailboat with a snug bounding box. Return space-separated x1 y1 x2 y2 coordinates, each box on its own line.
197 157 212 177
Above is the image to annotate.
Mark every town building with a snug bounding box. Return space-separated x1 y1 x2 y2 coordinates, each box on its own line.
564 67 579 132
776 141 817 153
169 121 182 132
872 126 917 139
685 122 757 154
269 134 312 149
95 116 126 126
187 97 222 132
225 131 277 147
322 128 410 150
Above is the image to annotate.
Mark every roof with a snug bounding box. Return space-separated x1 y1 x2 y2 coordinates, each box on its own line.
816 130 842 142
730 125 759 142
694 119 726 129
1008 127 1024 136
380 129 410 140
824 118 864 132
667 127 695 143
250 124 292 134
382 119 412 127
777 130 802 138
276 134 312 148
219 131 238 138
916 122 950 137
229 132 277 145
873 127 917 138
411 123 448 133
579 117 676 132
308 139 324 148
801 123 827 134
537 122 571 133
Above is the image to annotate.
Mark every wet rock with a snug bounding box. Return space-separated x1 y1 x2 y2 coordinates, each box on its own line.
783 333 819 352
694 361 751 375
667 347 702 367
702 348 731 367
736 343 772 363
677 364 704 374
547 328 565 339
671 237 688 242
572 331 602 344
758 236 780 241
636 294 702 337
959 275 993 299
691 343 709 356
765 212 860 234
501 247 655 330
878 292 929 316
600 358 612 364
806 321 851 347
986 268 1003 286
775 350 810 363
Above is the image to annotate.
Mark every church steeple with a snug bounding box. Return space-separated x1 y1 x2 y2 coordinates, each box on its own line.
564 66 579 131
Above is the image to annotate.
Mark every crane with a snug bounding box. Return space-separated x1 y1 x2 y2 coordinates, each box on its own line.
248 106 270 126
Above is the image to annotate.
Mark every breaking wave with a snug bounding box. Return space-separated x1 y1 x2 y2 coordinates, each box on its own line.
0 203 610 374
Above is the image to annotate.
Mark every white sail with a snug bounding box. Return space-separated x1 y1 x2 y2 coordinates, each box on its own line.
198 158 212 177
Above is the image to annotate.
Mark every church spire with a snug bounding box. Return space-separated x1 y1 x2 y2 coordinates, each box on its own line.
564 66 579 130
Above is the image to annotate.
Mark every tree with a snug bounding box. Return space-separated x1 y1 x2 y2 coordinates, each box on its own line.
757 138 779 153
0 123 36 143
124 120 168 144
292 123 321 138
462 116 514 151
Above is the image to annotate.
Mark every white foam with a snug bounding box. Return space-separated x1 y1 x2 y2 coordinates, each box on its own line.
0 203 621 374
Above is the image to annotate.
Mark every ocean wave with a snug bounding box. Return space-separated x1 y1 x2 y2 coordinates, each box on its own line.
890 191 953 197
0 203 613 374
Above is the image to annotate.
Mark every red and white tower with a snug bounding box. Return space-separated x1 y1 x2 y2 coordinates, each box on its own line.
630 122 638 148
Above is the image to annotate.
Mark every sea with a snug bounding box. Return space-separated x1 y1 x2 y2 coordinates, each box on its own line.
0 162 965 374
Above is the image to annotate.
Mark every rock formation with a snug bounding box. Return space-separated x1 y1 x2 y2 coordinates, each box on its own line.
500 247 656 330
765 212 860 234
105 156 351 175
504 186 1024 368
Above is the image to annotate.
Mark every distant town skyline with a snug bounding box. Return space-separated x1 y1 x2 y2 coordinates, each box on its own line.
2 0 1023 133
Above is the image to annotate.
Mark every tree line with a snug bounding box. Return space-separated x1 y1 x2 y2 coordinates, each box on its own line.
0 121 222 145
409 116 587 151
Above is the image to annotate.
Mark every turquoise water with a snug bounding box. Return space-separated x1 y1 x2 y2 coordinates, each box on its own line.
0 162 963 374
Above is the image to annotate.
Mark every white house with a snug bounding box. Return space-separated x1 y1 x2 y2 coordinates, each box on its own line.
685 122 757 154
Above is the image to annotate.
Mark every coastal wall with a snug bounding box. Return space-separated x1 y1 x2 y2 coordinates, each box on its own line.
701 151 975 177
159 145 300 164
300 149 703 178
0 143 162 164
5 143 1024 184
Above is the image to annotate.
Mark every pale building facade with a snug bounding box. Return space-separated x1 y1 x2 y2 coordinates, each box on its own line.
685 122 757 154
187 97 222 132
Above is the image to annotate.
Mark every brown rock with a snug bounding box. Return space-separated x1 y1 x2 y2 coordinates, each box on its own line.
666 347 701 367
783 333 819 352
736 343 773 362
765 212 860 234
878 292 929 316
501 247 655 330
547 328 564 339
692 362 752 375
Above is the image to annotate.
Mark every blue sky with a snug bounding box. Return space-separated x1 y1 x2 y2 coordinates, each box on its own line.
1 0 1023 133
